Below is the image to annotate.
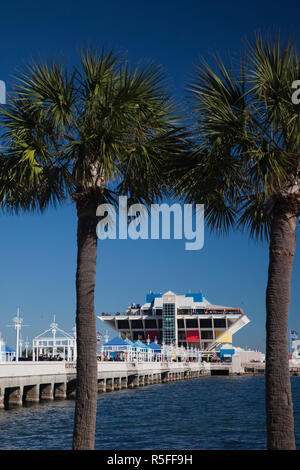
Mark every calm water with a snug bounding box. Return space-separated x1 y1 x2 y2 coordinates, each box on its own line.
0 376 300 450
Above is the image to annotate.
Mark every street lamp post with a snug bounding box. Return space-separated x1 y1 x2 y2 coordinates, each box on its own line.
50 316 58 357
19 337 23 359
12 308 22 362
7 308 29 362
24 338 30 358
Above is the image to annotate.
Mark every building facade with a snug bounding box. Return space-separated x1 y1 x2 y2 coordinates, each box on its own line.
98 290 250 351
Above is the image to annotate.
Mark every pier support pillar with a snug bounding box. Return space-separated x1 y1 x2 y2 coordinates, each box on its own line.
24 384 40 403
6 386 23 406
121 377 128 389
139 375 144 387
128 375 139 388
154 373 161 383
98 379 106 393
40 383 54 401
0 388 4 409
114 377 122 390
162 372 169 383
106 378 114 392
144 375 149 385
54 382 67 399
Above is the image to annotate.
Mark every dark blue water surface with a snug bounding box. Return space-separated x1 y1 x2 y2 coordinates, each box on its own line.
0 376 300 450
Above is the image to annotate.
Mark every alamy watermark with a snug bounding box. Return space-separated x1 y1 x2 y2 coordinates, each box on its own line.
292 80 300 105
0 80 6 104
96 197 204 251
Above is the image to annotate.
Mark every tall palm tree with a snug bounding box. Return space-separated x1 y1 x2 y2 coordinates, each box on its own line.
170 34 300 449
0 49 186 449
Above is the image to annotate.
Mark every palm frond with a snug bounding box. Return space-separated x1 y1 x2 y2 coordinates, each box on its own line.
170 34 300 240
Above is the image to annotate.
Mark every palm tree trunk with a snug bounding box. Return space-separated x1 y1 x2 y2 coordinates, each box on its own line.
72 199 98 450
266 203 297 450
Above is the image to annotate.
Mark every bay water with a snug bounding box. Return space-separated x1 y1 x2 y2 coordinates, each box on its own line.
0 376 299 450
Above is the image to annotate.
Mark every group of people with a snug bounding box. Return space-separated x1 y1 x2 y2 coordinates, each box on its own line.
37 354 64 361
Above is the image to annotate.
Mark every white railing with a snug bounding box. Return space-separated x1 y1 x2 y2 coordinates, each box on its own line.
0 361 67 378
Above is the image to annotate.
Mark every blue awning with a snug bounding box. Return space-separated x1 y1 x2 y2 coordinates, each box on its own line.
104 336 129 347
134 340 150 350
149 342 161 352
102 336 134 353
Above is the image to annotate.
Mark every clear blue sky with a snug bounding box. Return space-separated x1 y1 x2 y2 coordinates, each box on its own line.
0 0 299 351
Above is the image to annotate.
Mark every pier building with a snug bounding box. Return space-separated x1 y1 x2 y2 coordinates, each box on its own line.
98 290 250 350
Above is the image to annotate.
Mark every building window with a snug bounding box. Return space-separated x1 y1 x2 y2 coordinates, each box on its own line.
201 330 213 340
145 319 157 329
214 319 226 328
186 319 198 328
117 320 130 329
131 320 143 329
200 319 212 328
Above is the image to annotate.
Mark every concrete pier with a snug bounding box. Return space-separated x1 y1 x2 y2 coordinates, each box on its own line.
0 360 298 410
0 360 212 409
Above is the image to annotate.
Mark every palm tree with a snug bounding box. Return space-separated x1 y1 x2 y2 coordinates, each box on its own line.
0 49 186 449
170 34 300 449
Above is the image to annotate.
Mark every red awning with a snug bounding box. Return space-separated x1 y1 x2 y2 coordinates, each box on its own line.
186 330 200 342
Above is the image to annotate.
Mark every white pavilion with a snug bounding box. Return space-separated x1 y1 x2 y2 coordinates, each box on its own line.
32 317 76 362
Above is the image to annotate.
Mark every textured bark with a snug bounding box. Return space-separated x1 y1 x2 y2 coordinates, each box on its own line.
72 199 98 450
266 203 297 450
